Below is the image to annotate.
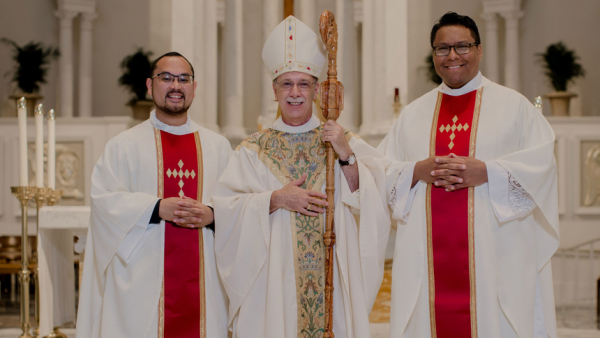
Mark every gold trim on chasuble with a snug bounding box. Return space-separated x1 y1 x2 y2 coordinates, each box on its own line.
154 129 207 338
154 128 165 338
426 88 482 338
241 127 328 338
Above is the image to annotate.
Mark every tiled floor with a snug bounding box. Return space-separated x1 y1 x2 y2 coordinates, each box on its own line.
1 262 600 338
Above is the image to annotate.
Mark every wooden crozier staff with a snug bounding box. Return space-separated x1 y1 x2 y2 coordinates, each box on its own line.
319 10 343 338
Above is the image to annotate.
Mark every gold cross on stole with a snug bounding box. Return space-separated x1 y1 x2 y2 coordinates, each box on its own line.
165 159 197 198
439 115 470 150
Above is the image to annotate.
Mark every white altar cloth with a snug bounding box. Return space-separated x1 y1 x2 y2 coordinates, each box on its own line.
38 206 90 337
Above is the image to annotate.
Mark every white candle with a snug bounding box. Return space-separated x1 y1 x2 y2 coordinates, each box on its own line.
35 104 44 187
48 109 56 189
17 97 28 186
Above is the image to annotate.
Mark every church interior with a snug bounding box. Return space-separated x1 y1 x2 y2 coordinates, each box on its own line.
0 0 599 337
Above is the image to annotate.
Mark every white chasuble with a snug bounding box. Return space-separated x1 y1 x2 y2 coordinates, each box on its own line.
379 74 559 338
214 115 392 338
76 113 231 338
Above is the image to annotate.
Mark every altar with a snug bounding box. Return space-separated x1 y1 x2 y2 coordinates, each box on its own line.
37 205 89 337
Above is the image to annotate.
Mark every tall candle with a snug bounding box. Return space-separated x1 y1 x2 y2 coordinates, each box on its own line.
35 104 44 187
48 109 56 189
17 97 28 186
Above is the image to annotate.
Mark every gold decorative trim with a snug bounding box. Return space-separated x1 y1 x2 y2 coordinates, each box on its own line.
467 87 483 338
154 128 164 199
154 128 165 337
468 187 477 337
426 184 437 338
158 278 165 338
194 132 207 338
469 88 483 158
430 92 443 157
426 91 443 337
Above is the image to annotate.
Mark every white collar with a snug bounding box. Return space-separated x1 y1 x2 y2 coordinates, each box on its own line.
439 71 483 96
149 110 193 135
273 114 321 133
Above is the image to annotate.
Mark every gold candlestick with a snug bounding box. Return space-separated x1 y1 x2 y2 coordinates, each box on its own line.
43 189 66 338
46 189 63 207
33 187 49 337
11 186 36 338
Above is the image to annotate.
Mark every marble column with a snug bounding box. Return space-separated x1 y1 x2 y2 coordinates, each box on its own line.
55 10 78 118
481 12 499 83
372 0 387 136
258 0 281 130
335 0 358 132
203 0 220 132
295 0 317 31
359 0 375 136
222 0 247 143
501 11 523 91
193 0 206 128
78 13 96 118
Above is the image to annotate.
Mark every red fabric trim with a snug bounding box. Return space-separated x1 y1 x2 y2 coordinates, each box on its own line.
431 91 476 337
160 131 201 338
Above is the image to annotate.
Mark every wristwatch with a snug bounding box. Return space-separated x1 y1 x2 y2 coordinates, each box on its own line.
338 153 356 166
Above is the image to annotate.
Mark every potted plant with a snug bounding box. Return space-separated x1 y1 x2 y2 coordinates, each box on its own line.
538 42 585 116
1 38 59 116
118 48 154 120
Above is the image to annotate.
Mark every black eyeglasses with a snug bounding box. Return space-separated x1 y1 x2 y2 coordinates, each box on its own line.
433 43 479 56
152 72 194 85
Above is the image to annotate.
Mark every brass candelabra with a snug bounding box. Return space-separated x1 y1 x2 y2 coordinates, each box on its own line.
10 186 36 338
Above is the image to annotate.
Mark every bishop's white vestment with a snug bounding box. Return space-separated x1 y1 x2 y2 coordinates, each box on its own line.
378 73 559 338
213 115 391 338
76 112 232 338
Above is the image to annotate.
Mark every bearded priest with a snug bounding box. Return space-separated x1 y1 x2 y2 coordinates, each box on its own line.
76 52 231 338
213 16 391 338
378 12 559 338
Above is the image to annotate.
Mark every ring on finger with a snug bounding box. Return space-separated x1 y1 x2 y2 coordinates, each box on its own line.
307 204 312 211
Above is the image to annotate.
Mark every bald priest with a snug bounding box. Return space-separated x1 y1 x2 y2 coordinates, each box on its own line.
213 16 392 338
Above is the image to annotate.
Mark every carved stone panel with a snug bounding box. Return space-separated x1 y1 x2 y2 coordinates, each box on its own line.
581 140 600 207
27 141 85 206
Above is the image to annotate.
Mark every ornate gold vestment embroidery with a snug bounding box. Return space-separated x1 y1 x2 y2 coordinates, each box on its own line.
241 127 328 338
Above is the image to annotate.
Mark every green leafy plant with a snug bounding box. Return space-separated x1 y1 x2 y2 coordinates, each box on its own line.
1 38 60 93
425 54 442 85
538 42 585 92
118 48 153 104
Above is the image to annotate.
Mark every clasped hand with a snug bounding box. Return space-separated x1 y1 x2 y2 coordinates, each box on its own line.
413 153 488 191
159 196 213 228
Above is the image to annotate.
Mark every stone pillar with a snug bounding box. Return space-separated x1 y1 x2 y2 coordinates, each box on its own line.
501 11 523 91
78 13 96 117
481 12 499 83
222 0 247 143
258 0 281 130
359 0 374 136
203 0 220 132
335 0 358 132
55 10 78 118
295 0 317 31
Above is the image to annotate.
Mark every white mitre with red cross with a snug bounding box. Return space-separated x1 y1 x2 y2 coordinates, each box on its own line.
262 15 327 81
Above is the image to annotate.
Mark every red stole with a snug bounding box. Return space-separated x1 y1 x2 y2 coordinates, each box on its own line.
426 88 482 338
154 129 206 338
